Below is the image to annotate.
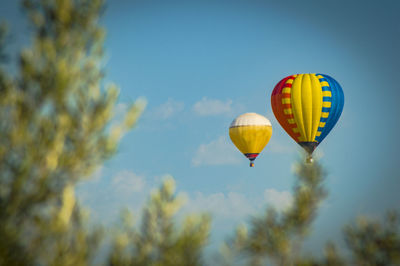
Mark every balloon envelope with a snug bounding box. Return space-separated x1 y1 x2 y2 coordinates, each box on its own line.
229 113 272 167
271 73 344 155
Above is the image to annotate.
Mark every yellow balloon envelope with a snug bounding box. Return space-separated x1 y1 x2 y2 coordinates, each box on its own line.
229 113 272 167
271 73 344 162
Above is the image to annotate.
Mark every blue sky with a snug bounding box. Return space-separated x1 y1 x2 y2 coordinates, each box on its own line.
2 0 400 255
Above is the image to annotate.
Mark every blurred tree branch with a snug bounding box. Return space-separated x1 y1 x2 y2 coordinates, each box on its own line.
0 0 144 265
220 157 400 266
344 211 400 266
108 177 211 266
220 157 327 266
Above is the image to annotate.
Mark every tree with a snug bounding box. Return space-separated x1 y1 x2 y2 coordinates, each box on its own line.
344 212 400 266
0 0 144 264
220 157 400 266
219 157 327 266
109 177 211 266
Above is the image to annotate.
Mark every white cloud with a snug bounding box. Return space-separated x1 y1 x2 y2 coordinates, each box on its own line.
264 189 293 211
77 170 150 225
180 186 295 240
192 97 233 116
192 136 241 166
112 170 146 194
78 168 296 247
152 98 184 119
183 191 256 220
183 188 293 219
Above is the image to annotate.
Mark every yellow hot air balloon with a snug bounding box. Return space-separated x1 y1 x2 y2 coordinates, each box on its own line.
271 74 344 163
229 113 272 167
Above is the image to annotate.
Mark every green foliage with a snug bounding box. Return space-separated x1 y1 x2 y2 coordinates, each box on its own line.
221 158 400 266
0 0 144 265
293 243 346 266
221 158 327 266
344 212 400 266
109 177 211 266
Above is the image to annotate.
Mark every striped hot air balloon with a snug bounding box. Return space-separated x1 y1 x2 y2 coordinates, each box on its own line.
271 73 344 162
229 113 273 167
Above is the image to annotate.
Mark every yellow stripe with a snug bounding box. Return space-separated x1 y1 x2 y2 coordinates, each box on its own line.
284 109 292 115
302 74 313 140
316 131 322 136
288 119 295 124
322 91 332 97
317 75 324 78
282 98 291 104
286 79 294 84
322 102 332 108
282 87 291 94
319 122 326 127
291 74 307 141
292 128 299 133
320 81 329 87
310 74 323 141
322 112 329 118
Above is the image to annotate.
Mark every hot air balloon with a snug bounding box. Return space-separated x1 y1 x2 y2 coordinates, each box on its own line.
271 73 344 162
229 113 272 167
